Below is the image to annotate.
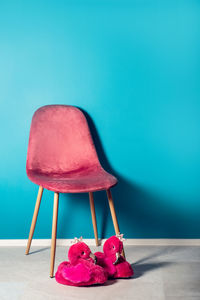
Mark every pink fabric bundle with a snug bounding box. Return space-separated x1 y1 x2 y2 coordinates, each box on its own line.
55 241 107 286
55 236 133 287
95 236 134 279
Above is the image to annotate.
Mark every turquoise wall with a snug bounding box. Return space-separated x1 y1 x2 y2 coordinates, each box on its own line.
1 0 200 239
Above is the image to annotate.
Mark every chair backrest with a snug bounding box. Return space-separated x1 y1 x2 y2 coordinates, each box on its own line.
26 105 100 174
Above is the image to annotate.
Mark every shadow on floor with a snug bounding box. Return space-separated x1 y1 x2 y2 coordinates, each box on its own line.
28 247 50 255
85 280 117 288
132 261 172 279
134 247 171 265
132 247 174 279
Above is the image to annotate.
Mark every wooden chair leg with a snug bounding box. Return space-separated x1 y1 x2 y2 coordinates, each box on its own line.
25 186 43 255
50 192 59 278
106 188 125 258
89 192 99 246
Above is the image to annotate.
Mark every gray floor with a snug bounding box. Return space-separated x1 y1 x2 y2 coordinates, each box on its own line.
0 245 200 300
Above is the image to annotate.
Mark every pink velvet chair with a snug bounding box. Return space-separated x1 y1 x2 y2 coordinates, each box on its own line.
25 105 122 277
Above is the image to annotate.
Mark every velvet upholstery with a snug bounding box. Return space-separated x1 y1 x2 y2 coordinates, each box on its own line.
26 105 117 193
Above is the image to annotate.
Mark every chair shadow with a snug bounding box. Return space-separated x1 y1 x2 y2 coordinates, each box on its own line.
81 108 187 238
28 247 50 255
134 247 171 265
59 107 189 240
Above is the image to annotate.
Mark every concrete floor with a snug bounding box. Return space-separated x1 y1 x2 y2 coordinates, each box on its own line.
0 245 200 300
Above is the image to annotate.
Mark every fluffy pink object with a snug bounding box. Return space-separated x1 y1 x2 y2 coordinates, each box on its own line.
55 241 107 286
95 236 134 279
94 251 116 278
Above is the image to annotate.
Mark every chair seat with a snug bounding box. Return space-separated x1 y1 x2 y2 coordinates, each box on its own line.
27 166 117 193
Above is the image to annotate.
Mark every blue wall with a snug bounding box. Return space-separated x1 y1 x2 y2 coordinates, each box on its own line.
1 0 200 239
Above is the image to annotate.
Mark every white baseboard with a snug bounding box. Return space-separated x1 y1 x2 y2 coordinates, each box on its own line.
0 239 200 247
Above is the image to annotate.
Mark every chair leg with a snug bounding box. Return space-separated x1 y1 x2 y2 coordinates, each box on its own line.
50 192 59 278
89 192 99 246
25 186 43 255
106 188 125 258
